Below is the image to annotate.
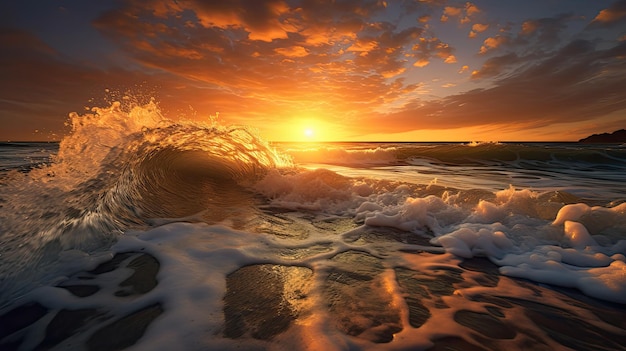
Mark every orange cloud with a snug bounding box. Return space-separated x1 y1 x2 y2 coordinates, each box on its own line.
469 23 489 38
4 0 624 143
414 59 430 67
521 20 538 35
90 0 467 136
444 55 457 63
418 15 431 23
440 2 480 25
381 67 406 78
479 35 508 54
443 6 462 17
347 39 378 53
412 37 456 67
591 1 626 24
275 46 309 57
472 23 489 33
465 2 481 17
192 0 293 42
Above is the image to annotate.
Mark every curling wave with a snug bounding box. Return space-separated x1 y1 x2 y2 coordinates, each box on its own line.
0 101 289 305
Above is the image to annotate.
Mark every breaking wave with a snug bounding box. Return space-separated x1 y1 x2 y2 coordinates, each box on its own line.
0 101 289 303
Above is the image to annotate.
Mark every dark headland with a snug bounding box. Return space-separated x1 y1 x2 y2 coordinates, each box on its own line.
579 129 626 143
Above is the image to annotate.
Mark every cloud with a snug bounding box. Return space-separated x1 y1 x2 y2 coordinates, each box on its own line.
474 13 583 57
444 55 457 63
347 39 379 53
443 6 462 17
413 58 430 67
517 13 576 44
366 39 626 135
479 35 509 54
418 15 431 23
187 0 293 42
89 0 460 130
464 2 480 17
0 27 89 139
520 20 539 35
440 2 480 25
4 0 624 142
590 0 626 26
0 27 167 140
411 37 456 66
470 53 520 79
469 23 489 38
275 46 309 58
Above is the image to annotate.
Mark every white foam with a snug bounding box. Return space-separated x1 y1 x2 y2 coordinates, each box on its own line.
498 251 626 304
254 168 364 212
433 227 513 259
361 196 442 233
252 174 626 304
553 203 593 225
111 223 281 350
563 220 598 248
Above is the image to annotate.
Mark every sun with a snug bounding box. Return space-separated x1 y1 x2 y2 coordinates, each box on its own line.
265 116 344 142
304 128 315 139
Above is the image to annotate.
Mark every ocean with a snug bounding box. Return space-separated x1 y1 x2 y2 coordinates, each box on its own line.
1 102 625 350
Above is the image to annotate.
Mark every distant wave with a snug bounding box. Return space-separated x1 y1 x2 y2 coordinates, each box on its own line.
278 141 626 168
402 142 626 164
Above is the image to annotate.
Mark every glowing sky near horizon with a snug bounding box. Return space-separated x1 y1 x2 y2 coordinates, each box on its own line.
1 0 625 141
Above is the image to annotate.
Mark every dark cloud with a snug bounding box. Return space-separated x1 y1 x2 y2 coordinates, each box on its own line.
470 53 521 79
0 27 92 140
0 25 234 141
472 12 599 79
370 38 626 134
478 13 581 56
519 13 577 44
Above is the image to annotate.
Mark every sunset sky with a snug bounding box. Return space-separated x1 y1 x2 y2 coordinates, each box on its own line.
1 0 625 142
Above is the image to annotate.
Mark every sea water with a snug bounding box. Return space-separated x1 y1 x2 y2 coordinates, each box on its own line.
0 101 625 350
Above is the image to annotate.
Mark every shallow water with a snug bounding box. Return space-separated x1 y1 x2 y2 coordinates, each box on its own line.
0 103 625 350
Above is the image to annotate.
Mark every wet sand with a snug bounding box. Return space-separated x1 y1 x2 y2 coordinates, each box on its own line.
1 223 625 350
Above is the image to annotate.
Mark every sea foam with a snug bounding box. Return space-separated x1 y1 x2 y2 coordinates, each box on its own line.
256 167 626 303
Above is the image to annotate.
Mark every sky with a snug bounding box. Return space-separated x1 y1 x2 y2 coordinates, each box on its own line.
1 0 625 142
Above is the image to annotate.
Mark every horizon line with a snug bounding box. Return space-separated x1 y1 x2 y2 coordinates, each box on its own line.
0 139 598 144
